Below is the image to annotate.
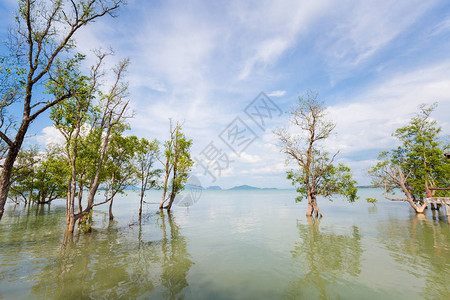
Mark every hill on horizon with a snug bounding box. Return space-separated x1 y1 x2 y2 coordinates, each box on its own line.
228 185 277 191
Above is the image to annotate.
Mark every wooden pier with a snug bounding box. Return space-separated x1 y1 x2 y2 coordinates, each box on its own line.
426 197 450 223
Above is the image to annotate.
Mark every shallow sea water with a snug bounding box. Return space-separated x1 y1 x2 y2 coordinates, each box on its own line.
0 188 449 299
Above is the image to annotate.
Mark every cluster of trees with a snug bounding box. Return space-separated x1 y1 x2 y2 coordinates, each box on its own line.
0 0 125 221
9 146 67 205
276 92 449 218
0 0 194 234
9 60 193 231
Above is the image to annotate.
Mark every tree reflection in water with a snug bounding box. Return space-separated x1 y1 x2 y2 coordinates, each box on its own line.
28 212 193 299
158 211 194 299
285 217 364 299
376 215 450 300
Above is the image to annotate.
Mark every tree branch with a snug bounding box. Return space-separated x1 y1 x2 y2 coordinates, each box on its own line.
0 131 13 148
429 187 450 190
28 92 73 122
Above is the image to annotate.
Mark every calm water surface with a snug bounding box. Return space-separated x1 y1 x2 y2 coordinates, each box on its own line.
0 189 449 299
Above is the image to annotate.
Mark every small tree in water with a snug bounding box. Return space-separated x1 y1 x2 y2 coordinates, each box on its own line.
159 121 194 212
135 137 161 221
369 103 450 213
274 91 358 217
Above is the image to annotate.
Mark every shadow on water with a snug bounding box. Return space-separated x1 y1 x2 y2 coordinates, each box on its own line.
375 214 450 300
284 217 366 299
0 206 193 299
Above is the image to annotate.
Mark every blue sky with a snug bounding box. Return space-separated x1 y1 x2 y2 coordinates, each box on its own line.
1 0 450 189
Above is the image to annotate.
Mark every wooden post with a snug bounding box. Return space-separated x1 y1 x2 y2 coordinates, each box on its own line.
445 204 450 224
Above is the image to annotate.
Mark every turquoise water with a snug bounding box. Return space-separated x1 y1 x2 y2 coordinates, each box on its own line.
0 189 449 299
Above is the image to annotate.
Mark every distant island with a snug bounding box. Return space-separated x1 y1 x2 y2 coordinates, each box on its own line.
228 185 278 191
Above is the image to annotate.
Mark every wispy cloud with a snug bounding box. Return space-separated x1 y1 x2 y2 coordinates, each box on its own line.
316 0 438 77
431 17 450 36
268 90 286 97
234 0 334 80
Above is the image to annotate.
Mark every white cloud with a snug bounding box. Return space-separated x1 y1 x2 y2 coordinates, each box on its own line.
230 152 261 163
36 126 65 147
241 163 286 176
268 90 286 97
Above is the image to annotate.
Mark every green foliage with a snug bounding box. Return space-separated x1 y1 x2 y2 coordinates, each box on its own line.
135 138 162 191
321 164 359 202
288 163 358 203
103 134 140 198
9 147 39 203
48 54 132 210
48 58 96 195
0 0 124 219
170 128 194 195
10 147 68 204
369 103 450 201
161 122 194 205
0 54 27 98
48 55 91 134
33 148 70 202
366 197 377 205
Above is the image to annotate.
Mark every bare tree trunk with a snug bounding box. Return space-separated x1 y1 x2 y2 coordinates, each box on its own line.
306 193 313 217
159 121 176 210
80 124 114 218
67 215 76 233
83 100 128 215
109 197 114 221
385 167 429 213
160 171 170 210
166 192 176 212
0 132 25 220
77 183 83 214
66 165 78 232
397 170 428 213
159 192 166 210
108 173 115 221
139 190 144 221
165 164 178 212
311 197 322 218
